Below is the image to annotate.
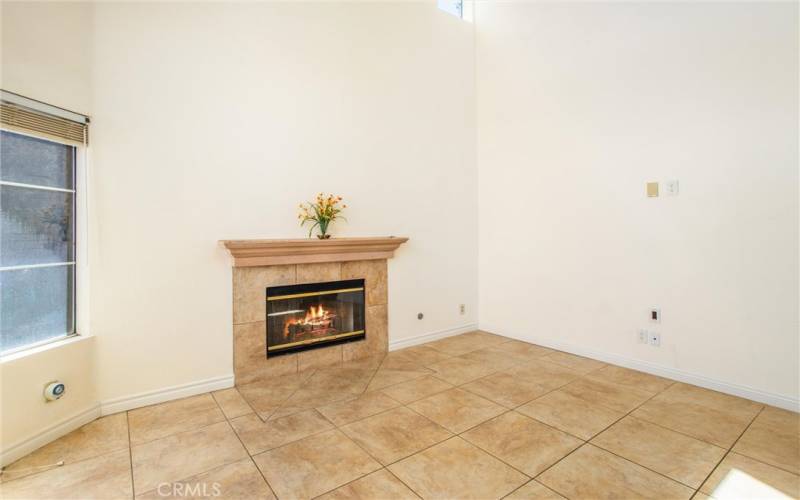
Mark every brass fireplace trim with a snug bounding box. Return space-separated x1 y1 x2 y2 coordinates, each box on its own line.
266 287 364 301
267 329 365 351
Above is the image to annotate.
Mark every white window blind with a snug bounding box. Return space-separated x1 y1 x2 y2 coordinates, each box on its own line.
0 90 88 146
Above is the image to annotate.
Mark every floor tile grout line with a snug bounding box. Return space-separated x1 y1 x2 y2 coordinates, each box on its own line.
212 386 259 419
355 346 642 473
248 425 337 458
133 393 268 498
333 402 455 469
126 411 135 499
378 433 456 470
363 371 433 394
528 385 670 498
402 395 509 437
314 408 456 500
237 339 789 499
127 413 229 448
722 449 800 478
626 396 767 449
618 411 738 450
260 368 321 422
0 443 132 486
723 406 800 477
587 441 704 491
326 426 388 472
321 398 405 428
503 368 696 444
476 392 651 476
376 343 556 396
500 481 531 500
692 405 768 497
210 392 280 499
360 355 386 391
3 396 233 480
305 373 529 500
428 434 537 492
330 381 542 487
265 379 380 424
587 410 744 480
307 467 422 500
543 377 652 414
309 431 411 498
12 335 789 500
515 479 567 499
450 408 545 480
399 383 592 489
382 467 425 500
501 478 568 500
378 382 454 406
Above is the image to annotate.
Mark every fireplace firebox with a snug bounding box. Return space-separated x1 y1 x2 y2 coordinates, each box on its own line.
265 279 366 356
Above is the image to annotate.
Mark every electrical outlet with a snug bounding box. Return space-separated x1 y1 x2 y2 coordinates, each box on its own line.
650 308 661 323
664 179 679 196
649 332 661 347
638 330 648 343
459 304 466 315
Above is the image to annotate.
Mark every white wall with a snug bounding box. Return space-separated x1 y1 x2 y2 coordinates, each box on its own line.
476 2 799 406
89 2 476 404
0 1 92 114
0 338 98 464
0 2 97 463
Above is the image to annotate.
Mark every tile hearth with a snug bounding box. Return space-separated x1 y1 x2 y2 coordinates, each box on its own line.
2 330 799 500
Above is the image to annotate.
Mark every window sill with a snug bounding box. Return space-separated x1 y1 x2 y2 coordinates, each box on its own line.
0 334 90 364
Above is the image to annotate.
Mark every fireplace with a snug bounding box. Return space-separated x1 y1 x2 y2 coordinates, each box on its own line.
266 279 366 356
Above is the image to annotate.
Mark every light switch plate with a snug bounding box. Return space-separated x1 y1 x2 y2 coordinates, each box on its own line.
647 182 659 197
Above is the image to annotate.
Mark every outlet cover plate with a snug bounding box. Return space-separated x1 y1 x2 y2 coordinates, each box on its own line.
664 179 679 196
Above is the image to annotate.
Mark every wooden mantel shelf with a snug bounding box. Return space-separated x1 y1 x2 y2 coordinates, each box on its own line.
221 236 409 267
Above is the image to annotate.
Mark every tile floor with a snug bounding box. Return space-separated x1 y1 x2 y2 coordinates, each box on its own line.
1 330 798 499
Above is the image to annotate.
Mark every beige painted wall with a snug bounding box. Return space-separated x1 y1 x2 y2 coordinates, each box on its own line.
476 2 799 405
0 338 97 462
89 2 477 403
1 0 476 454
0 1 92 114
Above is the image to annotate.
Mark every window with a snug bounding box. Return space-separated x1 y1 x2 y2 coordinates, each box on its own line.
437 0 472 22
437 0 463 18
0 130 77 353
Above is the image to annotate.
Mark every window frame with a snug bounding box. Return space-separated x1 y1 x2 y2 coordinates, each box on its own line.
0 127 87 357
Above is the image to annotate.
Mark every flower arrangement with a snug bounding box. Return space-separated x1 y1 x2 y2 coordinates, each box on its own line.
298 193 347 239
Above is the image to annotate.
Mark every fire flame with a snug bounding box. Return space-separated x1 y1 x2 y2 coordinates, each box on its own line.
284 304 335 337
305 305 327 323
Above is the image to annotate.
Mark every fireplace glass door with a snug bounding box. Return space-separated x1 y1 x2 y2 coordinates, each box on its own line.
266 279 365 356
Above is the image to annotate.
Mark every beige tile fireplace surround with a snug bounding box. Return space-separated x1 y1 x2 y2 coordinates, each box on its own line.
222 237 409 385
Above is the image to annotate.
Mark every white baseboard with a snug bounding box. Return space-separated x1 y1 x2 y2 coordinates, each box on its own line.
389 323 478 351
480 323 800 412
2 375 235 466
1 404 101 467
100 374 234 416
